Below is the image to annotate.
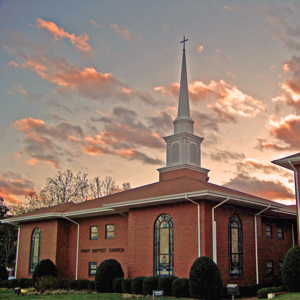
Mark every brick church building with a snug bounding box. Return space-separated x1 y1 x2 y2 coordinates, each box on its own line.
2 39 298 286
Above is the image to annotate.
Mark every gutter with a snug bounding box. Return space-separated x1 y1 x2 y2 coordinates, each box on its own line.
212 196 230 264
63 216 79 280
289 160 300 244
185 195 201 257
255 205 271 284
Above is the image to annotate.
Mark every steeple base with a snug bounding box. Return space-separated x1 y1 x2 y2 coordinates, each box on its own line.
158 165 210 181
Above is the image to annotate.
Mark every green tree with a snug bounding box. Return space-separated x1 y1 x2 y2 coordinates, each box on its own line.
0 196 18 269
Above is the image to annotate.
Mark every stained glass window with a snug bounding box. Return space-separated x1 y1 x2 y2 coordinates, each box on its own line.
267 260 273 275
228 215 243 277
106 225 114 239
172 143 178 162
154 214 174 276
29 228 41 275
90 226 98 240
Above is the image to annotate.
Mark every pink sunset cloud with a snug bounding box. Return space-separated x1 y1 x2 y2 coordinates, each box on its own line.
37 18 91 51
110 24 136 42
155 79 265 117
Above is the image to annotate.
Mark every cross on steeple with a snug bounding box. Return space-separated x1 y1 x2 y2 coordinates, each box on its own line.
180 36 188 50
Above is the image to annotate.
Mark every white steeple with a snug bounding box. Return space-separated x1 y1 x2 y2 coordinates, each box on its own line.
158 37 210 181
173 38 194 135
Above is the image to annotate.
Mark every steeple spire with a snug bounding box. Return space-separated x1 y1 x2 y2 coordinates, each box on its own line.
173 36 194 135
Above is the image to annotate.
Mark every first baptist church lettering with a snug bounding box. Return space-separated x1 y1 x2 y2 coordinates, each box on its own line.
2 38 299 286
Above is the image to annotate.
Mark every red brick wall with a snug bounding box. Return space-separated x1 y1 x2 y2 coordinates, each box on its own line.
17 219 58 278
74 214 128 280
128 202 198 278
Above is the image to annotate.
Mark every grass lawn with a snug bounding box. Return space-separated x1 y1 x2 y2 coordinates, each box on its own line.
0 289 190 300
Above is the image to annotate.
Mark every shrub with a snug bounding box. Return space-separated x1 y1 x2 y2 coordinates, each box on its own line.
257 286 285 299
8 279 18 289
0 280 9 288
32 259 57 285
122 278 132 294
35 275 58 292
18 278 28 288
282 245 300 292
143 276 159 296
88 280 95 291
56 279 70 290
131 276 146 295
70 280 78 290
113 278 123 293
189 256 223 300
158 276 177 296
0 266 8 281
95 259 124 293
172 278 189 298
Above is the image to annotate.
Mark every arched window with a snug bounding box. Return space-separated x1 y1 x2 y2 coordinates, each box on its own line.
154 214 174 276
191 144 196 163
29 228 41 274
172 143 178 162
228 215 243 277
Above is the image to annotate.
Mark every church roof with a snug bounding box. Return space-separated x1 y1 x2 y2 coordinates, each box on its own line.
2 175 295 224
272 152 300 170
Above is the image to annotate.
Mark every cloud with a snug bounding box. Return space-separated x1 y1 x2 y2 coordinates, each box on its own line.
223 173 294 201
236 158 293 178
197 45 204 53
257 114 300 151
13 117 85 168
210 150 245 162
155 80 265 117
90 20 104 29
110 24 139 42
0 173 35 203
5 38 154 104
7 60 18 67
37 18 91 51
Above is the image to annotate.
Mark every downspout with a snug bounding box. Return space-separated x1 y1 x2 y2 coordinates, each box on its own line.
289 160 300 245
255 205 270 285
5 222 20 279
185 195 201 257
63 216 79 280
212 196 230 264
292 223 295 247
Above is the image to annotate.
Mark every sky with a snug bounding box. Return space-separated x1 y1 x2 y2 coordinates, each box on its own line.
1 0 300 206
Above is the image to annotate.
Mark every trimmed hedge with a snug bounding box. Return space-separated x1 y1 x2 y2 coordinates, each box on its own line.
113 278 123 293
0 266 8 281
189 256 223 300
143 276 159 295
32 259 57 285
95 259 124 293
158 276 177 296
122 278 132 294
131 276 146 295
282 245 300 292
257 286 285 299
172 278 189 298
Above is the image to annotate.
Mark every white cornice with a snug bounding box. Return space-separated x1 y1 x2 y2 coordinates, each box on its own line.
157 164 210 174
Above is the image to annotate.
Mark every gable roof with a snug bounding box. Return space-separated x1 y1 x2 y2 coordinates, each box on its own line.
1 175 295 224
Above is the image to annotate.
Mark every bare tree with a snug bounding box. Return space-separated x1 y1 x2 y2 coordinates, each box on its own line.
122 182 131 191
40 170 89 205
89 177 104 198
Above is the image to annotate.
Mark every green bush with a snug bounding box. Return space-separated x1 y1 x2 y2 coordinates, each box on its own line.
158 276 177 296
56 279 70 290
131 276 146 295
113 278 123 293
143 276 159 296
122 278 132 294
257 286 285 299
0 266 8 281
70 280 77 290
95 259 124 293
77 279 90 290
32 259 57 285
0 280 9 288
189 256 223 300
172 278 189 298
282 245 300 292
8 279 18 289
35 275 58 292
88 280 95 291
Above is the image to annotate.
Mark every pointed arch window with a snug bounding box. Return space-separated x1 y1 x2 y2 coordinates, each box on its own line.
172 143 178 162
154 214 174 276
29 228 41 274
228 215 243 277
